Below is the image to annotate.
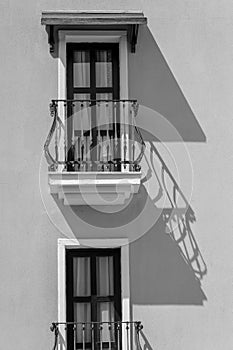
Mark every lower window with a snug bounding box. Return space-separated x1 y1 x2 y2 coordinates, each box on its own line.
66 248 122 349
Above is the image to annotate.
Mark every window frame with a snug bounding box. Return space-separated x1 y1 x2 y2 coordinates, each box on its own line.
57 30 129 170
58 30 129 117
66 248 122 323
66 248 122 349
58 238 130 350
66 42 120 100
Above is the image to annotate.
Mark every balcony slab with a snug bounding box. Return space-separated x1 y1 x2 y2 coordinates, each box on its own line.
48 171 141 206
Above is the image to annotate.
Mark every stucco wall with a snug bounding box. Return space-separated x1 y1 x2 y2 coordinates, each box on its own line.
0 1 232 349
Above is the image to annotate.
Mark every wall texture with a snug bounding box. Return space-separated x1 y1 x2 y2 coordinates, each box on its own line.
0 1 232 349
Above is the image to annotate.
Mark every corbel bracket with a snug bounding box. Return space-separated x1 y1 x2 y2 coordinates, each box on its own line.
48 25 55 53
129 24 139 53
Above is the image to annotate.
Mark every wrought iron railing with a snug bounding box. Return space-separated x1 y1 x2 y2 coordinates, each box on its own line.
50 321 143 350
44 100 145 172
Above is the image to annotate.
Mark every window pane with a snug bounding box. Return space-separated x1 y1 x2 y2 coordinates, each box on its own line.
73 257 90 296
73 50 90 87
73 93 91 103
97 302 115 342
96 256 114 296
96 93 113 131
96 93 112 101
74 303 91 342
73 93 91 133
96 50 112 87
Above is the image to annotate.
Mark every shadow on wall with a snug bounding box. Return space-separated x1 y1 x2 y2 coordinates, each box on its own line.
49 23 207 306
130 211 207 305
53 142 207 305
129 26 206 142
130 143 207 306
140 330 154 350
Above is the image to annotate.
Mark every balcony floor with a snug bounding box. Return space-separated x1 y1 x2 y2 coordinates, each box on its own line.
48 171 141 205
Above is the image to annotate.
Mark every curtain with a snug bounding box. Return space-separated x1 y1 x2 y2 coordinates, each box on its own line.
73 256 113 297
98 302 115 342
73 50 90 87
96 50 113 132
96 256 113 296
72 50 114 164
73 256 115 342
74 303 91 342
96 50 112 87
96 256 114 342
73 257 90 296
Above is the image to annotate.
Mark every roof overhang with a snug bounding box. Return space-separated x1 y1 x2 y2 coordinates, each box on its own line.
41 10 147 53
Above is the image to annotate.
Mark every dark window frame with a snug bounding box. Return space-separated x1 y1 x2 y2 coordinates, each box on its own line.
66 42 120 101
66 248 122 349
66 43 120 170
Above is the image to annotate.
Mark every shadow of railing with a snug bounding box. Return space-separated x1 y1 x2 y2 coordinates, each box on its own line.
140 330 155 350
142 142 207 283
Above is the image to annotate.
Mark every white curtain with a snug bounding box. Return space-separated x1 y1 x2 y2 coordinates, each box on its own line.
98 302 115 342
74 303 91 342
96 50 113 132
73 256 115 342
96 256 113 296
73 50 90 87
96 50 112 87
72 50 114 164
73 257 90 296
73 256 113 297
96 256 114 342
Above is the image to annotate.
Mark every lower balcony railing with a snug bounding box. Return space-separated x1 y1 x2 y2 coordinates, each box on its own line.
50 321 143 350
44 100 145 172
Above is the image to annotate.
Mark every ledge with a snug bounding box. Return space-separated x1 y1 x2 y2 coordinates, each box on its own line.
48 171 141 206
41 10 147 25
41 10 147 53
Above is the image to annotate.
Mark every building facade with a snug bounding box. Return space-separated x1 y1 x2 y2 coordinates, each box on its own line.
0 1 232 350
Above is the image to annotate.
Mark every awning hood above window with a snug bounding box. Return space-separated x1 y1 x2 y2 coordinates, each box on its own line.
41 10 147 53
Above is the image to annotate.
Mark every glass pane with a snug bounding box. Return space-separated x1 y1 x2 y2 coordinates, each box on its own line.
74 303 91 342
97 302 115 343
73 93 91 133
96 256 114 296
73 93 91 103
96 50 112 87
73 257 90 296
73 50 90 87
72 94 92 167
96 93 113 131
96 93 112 101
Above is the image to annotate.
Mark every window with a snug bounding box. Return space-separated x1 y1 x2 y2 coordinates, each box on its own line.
66 248 121 349
67 43 119 100
66 43 121 171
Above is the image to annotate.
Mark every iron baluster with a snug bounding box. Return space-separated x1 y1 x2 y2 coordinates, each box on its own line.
126 322 129 350
82 323 85 350
108 323 112 350
73 324 76 350
99 323 103 350
117 322 121 350
91 323 95 350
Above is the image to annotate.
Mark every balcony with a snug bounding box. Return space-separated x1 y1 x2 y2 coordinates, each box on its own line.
50 321 143 350
44 100 145 206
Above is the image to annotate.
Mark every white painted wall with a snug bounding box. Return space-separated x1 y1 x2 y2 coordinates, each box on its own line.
0 1 232 349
